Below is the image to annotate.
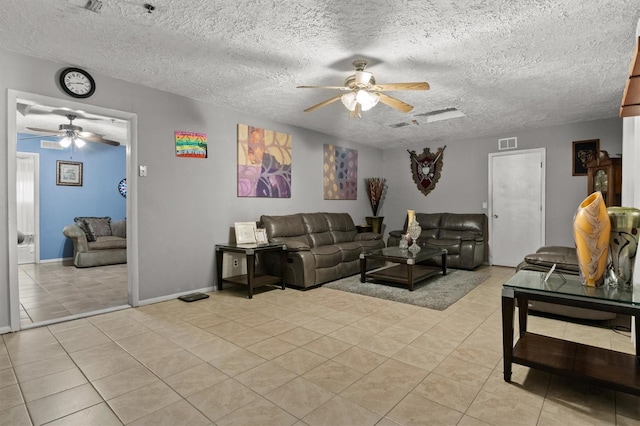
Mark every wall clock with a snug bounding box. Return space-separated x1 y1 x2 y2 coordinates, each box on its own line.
407 146 447 196
59 67 96 98
118 178 127 198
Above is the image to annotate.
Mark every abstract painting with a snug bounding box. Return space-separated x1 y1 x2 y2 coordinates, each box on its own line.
175 131 207 158
323 144 357 200
237 124 292 198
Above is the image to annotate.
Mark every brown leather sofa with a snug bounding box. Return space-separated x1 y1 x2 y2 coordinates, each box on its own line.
387 213 487 270
516 246 615 320
261 212 385 288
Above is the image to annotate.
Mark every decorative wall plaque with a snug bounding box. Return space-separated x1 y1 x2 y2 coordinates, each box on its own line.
407 146 446 196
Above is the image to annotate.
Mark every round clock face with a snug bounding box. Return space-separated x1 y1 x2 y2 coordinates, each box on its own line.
59 67 95 98
118 178 127 198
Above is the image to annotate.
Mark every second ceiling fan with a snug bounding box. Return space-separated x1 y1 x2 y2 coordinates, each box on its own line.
298 60 430 118
25 113 120 147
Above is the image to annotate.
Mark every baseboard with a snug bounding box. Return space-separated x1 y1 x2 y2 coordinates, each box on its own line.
0 326 12 335
38 257 73 264
139 286 215 306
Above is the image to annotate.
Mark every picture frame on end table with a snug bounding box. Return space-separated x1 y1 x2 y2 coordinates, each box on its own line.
572 139 599 176
234 222 257 244
56 160 83 186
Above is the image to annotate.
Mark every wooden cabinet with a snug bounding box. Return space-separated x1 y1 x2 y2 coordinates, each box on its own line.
587 150 622 206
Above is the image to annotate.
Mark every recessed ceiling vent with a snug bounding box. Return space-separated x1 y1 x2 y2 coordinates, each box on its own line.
84 0 103 12
40 140 63 150
389 122 410 128
414 107 466 123
498 137 517 150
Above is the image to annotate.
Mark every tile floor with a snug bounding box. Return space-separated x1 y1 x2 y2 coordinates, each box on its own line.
18 263 128 326
2 265 640 425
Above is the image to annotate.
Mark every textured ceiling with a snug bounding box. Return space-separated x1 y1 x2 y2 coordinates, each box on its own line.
1 0 638 148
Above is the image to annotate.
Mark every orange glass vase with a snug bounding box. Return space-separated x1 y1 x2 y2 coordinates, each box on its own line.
573 192 611 287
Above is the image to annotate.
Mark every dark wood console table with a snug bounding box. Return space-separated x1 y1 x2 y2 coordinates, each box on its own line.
215 242 286 299
502 270 640 395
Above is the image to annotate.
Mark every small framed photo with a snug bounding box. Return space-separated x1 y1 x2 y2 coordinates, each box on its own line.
572 139 599 176
255 228 268 244
234 222 257 244
56 161 83 186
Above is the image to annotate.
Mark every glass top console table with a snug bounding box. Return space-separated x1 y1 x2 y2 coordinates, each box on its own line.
502 270 640 395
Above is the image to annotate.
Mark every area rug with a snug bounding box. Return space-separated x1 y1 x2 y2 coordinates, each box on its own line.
323 269 489 310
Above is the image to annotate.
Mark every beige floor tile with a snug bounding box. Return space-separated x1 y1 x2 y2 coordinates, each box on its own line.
101 322 151 341
246 336 297 360
277 327 323 346
0 403 31 426
10 342 66 367
224 327 271 347
187 378 259 422
129 399 211 426
92 366 158 400
216 395 297 426
301 317 345 335
45 402 122 426
0 353 10 371
302 360 364 394
303 395 381 426
387 392 463 426
21 368 87 402
253 318 298 336
340 375 410 417
367 359 428 391
356 334 407 357
188 338 242 361
59 332 112 353
107 380 181 424
26 383 102 426
67 341 127 366
141 349 204 379
271 347 327 375
235 360 298 394
210 348 267 377
432 355 492 387
542 376 615 422
457 415 492 425
333 346 387 374
466 389 541 426
391 344 447 372
302 335 352 359
0 367 17 388
410 332 460 356
265 376 335 418
13 354 76 383
78 351 142 381
413 372 481 412
165 362 228 397
376 324 422 344
0 384 24 411
328 325 374 345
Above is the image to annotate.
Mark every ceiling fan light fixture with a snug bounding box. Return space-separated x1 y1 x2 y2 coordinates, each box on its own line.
341 92 357 111
59 137 72 148
356 90 379 111
355 71 373 85
74 137 86 148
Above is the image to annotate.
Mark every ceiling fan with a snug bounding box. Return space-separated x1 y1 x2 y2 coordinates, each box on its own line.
298 59 430 118
24 113 120 147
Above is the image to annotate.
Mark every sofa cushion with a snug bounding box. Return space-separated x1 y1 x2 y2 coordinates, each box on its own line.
111 219 126 238
335 241 362 263
302 213 334 247
324 213 357 243
74 216 111 242
88 236 126 250
310 245 342 268
426 238 461 255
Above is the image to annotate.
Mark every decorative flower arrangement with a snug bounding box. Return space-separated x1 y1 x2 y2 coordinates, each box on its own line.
365 177 387 216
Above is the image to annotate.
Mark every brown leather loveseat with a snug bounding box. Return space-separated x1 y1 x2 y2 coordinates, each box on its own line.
387 213 487 270
261 212 385 288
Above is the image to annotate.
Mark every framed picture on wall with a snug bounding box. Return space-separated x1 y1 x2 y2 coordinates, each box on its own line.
56 160 83 186
572 139 599 176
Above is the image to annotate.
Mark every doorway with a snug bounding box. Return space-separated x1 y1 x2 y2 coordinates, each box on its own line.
7 89 139 331
16 152 39 265
488 148 546 267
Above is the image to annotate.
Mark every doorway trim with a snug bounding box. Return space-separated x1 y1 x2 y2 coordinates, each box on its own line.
7 89 139 331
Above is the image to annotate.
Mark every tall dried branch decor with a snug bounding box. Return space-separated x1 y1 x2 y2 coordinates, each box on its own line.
365 177 386 216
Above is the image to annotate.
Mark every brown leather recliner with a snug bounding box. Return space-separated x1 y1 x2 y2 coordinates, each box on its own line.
261 212 385 289
387 213 487 270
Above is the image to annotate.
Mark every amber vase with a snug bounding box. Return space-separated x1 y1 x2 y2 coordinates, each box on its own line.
606 207 640 287
573 192 610 287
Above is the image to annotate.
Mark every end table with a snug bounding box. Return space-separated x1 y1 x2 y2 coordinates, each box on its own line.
214 242 286 299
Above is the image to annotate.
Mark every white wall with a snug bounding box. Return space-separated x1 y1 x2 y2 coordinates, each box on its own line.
383 118 623 247
0 49 383 329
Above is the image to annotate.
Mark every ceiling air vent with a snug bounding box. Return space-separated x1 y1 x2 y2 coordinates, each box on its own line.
389 122 410 128
41 140 63 150
414 107 466 123
498 137 517 150
84 0 103 12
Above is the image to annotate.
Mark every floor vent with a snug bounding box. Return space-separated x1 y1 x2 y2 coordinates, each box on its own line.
498 137 517 150
40 140 63 150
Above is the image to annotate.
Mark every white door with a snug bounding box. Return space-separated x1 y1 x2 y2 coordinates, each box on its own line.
489 148 545 267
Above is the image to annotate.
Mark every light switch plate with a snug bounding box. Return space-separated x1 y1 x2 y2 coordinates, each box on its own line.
139 165 147 177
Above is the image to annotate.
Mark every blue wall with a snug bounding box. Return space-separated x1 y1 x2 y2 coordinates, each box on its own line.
18 134 126 260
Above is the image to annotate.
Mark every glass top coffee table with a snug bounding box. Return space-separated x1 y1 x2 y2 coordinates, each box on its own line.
359 246 447 291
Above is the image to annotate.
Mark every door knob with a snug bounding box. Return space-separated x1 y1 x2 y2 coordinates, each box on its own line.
494 214 499 218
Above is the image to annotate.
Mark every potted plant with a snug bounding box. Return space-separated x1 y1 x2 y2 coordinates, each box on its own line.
365 177 387 233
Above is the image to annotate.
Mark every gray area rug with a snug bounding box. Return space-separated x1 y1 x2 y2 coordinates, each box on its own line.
323 269 489 310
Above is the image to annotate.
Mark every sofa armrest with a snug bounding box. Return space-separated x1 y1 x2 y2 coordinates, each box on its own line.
458 240 484 270
388 229 404 238
284 241 311 251
355 232 382 241
63 225 89 253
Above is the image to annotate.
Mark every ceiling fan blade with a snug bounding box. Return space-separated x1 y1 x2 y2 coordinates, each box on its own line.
26 127 64 134
303 95 342 112
20 133 59 140
80 133 121 146
297 85 350 90
377 93 414 113
372 82 430 91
